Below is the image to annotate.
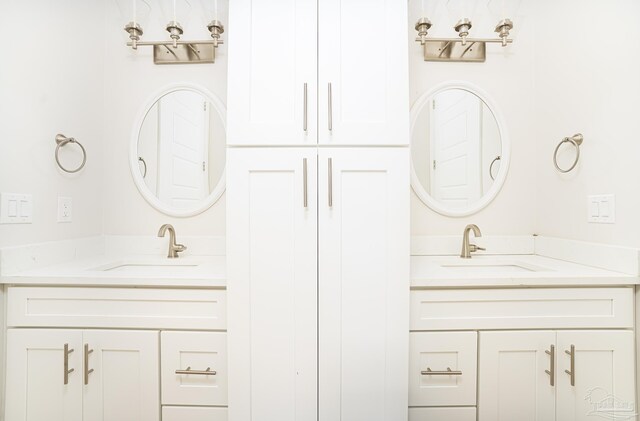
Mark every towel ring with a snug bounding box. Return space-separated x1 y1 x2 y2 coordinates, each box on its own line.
55 134 86 173
489 155 501 181
553 133 583 173
138 157 148 178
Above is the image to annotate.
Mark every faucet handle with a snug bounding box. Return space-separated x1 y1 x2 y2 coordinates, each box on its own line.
175 244 187 252
470 244 486 253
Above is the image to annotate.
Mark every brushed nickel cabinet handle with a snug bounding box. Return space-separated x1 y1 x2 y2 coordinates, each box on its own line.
328 83 333 132
421 367 463 376
303 83 308 132
303 158 308 208
84 344 94 385
175 367 217 376
63 343 74 385
545 344 555 386
328 158 333 207
565 345 575 386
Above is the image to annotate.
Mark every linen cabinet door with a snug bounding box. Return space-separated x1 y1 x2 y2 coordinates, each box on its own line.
82 330 159 421
5 329 83 421
318 147 410 421
227 148 318 421
478 331 556 421
556 331 636 421
318 0 409 146
227 0 317 146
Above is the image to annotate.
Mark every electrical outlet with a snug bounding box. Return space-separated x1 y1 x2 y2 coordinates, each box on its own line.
588 194 615 224
0 193 33 224
57 197 73 223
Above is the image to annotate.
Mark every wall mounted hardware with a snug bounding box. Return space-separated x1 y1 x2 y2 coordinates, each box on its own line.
122 0 224 64
553 133 583 173
489 155 501 180
138 156 147 178
55 134 86 173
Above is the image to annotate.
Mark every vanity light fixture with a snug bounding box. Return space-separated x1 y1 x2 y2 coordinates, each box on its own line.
122 0 225 65
415 0 516 62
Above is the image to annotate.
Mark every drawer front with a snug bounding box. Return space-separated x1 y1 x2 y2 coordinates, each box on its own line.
162 406 227 421
162 331 227 406
7 287 226 330
409 407 476 421
409 332 477 406
411 287 633 330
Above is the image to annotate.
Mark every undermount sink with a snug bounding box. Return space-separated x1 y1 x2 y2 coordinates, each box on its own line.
91 260 202 275
439 259 551 275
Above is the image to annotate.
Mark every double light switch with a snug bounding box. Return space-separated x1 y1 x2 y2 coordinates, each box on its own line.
588 194 615 224
0 193 33 224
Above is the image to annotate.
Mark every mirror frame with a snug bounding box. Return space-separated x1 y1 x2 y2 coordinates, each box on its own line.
410 80 511 217
129 83 226 217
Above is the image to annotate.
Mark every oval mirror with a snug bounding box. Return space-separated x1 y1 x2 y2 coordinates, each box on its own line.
411 82 510 217
130 84 226 217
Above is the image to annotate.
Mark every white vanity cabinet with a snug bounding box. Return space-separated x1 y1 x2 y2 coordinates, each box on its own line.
6 329 159 421
227 0 408 146
409 287 637 421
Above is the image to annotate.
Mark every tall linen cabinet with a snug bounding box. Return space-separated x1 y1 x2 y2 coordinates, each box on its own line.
226 1 410 420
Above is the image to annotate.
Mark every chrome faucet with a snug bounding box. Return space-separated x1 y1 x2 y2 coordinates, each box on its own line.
460 224 485 259
157 224 187 258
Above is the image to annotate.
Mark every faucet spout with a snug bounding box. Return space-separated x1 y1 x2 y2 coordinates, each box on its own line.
158 224 187 258
460 224 485 259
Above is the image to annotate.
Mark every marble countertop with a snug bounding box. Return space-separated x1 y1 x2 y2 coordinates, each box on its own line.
0 254 226 288
411 254 640 288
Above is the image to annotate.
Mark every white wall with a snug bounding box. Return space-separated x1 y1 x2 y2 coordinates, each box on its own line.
101 1 228 237
409 1 538 236
0 0 106 248
533 0 640 248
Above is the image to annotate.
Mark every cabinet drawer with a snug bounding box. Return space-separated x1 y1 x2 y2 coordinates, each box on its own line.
7 287 226 330
411 287 633 330
409 332 477 406
409 407 476 421
162 406 227 421
161 331 227 406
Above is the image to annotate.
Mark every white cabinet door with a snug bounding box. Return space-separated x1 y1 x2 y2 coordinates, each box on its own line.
5 329 83 421
318 147 410 421
557 331 636 421
318 0 409 145
227 148 318 421
82 330 159 421
478 331 556 421
227 0 317 146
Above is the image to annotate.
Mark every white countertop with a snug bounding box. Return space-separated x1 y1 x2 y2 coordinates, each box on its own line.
0 254 226 288
411 254 640 288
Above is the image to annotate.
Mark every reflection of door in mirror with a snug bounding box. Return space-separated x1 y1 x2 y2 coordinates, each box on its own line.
430 90 482 208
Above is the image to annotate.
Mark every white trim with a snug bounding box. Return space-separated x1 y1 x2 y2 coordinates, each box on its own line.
129 83 227 218
410 80 511 217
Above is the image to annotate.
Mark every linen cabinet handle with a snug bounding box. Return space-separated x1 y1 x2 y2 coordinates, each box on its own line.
303 83 308 133
84 344 94 385
328 83 333 131
421 367 462 376
303 158 308 208
63 343 74 385
328 158 333 207
565 345 575 386
545 344 555 386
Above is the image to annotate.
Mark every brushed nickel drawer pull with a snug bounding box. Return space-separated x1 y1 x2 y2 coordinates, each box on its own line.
303 158 308 208
565 345 575 386
84 344 94 385
303 83 308 132
545 344 555 386
421 367 463 376
175 366 217 376
328 158 333 207
63 343 74 385
328 83 333 131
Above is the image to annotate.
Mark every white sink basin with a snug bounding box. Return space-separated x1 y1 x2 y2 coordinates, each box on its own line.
438 259 551 275
92 261 202 275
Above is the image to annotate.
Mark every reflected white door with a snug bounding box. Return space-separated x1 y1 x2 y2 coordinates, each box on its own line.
556 331 636 421
430 91 482 207
158 91 209 208
5 329 83 421
478 331 556 421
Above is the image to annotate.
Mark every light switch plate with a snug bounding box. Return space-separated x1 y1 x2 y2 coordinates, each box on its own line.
57 196 73 223
0 193 33 224
588 194 615 224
